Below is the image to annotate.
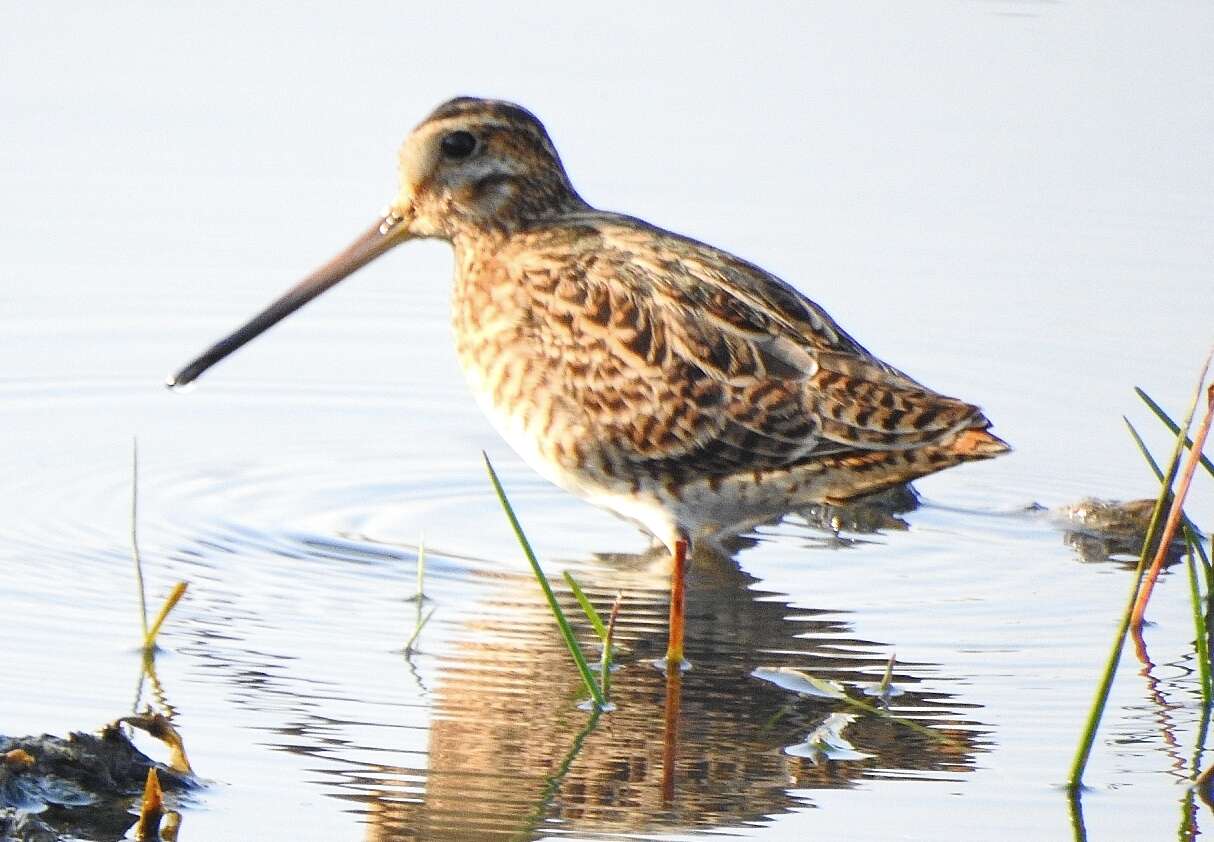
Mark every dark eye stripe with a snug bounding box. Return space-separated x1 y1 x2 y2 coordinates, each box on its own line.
440 130 477 159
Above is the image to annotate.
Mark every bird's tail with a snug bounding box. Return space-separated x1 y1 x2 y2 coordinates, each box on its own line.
949 424 1011 461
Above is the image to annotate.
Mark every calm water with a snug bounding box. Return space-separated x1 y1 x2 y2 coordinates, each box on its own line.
3 3 1213 840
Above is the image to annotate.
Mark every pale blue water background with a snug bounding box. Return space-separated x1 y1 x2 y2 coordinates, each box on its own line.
2 3 1212 840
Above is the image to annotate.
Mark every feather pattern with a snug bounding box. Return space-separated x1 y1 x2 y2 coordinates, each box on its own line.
454 214 999 482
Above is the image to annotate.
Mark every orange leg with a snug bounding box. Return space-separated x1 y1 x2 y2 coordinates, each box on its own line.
664 538 689 668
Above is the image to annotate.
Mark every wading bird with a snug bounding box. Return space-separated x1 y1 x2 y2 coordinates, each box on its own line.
170 97 1009 668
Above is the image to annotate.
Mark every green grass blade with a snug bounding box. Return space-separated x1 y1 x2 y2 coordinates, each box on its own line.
1137 387 1214 480
484 453 607 710
1182 693 1214 835
1185 534 1212 704
404 607 436 653
562 572 608 641
1067 787 1088 842
1066 515 1168 792
599 626 613 699
1124 418 1207 554
1068 371 1209 791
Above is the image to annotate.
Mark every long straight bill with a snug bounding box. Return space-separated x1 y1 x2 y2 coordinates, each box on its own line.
167 214 410 388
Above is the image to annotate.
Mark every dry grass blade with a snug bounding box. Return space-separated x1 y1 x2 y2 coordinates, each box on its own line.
878 652 896 697
120 712 194 775
144 582 188 653
134 767 163 840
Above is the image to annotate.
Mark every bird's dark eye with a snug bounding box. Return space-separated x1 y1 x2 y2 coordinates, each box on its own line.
440 130 477 160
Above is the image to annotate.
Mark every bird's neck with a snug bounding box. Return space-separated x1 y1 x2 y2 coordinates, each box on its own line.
450 196 592 255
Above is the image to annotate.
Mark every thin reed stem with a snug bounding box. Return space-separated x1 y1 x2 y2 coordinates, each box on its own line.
562 572 607 641
1185 534 1212 704
404 607 436 653
131 439 149 640
600 592 622 698
416 536 426 601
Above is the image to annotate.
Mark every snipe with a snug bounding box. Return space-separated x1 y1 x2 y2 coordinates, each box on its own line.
170 97 1009 666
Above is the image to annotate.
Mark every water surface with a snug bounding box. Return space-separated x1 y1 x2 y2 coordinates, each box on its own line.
2 3 1212 840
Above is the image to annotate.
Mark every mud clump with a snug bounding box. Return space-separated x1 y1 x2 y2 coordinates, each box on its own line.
1 716 196 842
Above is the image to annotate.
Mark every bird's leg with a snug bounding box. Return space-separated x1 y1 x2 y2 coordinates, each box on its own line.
664 538 689 669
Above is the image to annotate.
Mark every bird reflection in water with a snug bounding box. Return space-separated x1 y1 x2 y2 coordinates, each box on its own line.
351 490 985 841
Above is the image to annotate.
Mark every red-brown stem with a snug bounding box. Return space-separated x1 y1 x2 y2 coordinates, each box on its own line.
665 539 689 666
1131 384 1214 631
601 592 623 697
605 592 622 647
660 665 682 804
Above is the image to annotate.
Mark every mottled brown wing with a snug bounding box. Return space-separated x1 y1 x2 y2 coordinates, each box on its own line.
597 219 923 384
520 216 989 478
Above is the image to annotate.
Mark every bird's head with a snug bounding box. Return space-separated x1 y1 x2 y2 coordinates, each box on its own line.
392 97 584 239
167 97 582 389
